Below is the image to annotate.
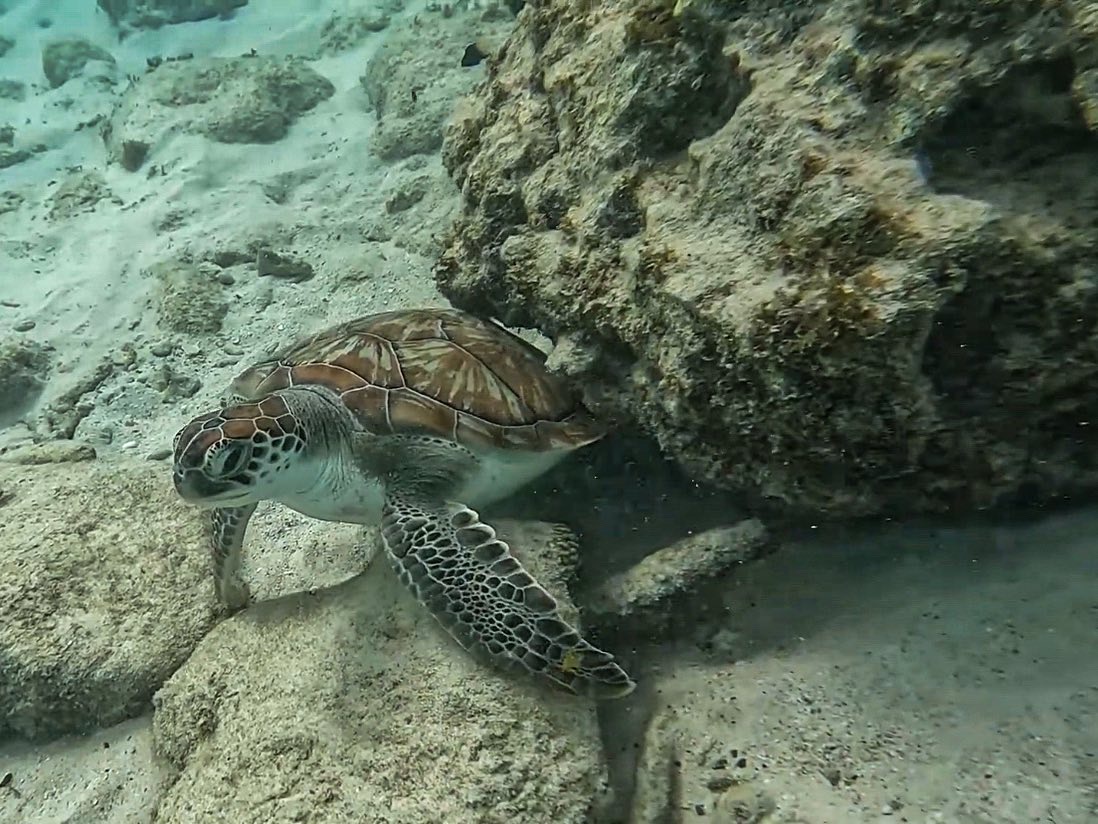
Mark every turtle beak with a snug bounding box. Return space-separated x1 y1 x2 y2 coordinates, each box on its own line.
172 468 210 503
172 468 247 506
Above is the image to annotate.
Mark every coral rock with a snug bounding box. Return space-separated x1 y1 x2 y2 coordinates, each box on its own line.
436 0 1098 517
103 56 334 164
42 39 116 88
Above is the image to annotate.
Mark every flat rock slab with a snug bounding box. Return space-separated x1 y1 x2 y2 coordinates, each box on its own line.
0 459 217 742
152 521 613 824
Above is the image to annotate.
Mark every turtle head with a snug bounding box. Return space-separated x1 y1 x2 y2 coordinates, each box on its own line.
172 394 309 507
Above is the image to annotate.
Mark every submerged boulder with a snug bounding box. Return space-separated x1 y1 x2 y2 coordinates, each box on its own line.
360 7 515 162
0 338 50 430
436 0 1098 517
0 460 216 742
41 38 116 88
103 56 334 166
97 0 248 30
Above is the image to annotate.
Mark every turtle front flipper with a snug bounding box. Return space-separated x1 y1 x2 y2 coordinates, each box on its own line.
210 504 257 611
379 495 636 699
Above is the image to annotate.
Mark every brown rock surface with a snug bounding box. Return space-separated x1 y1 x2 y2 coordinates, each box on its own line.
436 0 1098 517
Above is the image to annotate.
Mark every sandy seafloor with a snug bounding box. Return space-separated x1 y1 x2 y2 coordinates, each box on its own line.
0 0 1096 822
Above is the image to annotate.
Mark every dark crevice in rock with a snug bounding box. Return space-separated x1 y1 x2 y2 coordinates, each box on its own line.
922 57 1098 230
917 54 1098 507
593 176 645 238
920 58 1098 465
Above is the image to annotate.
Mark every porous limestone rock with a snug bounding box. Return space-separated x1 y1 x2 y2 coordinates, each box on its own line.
97 0 247 30
102 56 334 166
316 10 391 56
0 460 217 742
0 338 50 430
436 0 1098 517
151 259 228 334
589 520 774 635
0 441 97 465
151 521 614 824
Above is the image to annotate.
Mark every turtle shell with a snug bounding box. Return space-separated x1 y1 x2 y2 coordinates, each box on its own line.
229 308 605 452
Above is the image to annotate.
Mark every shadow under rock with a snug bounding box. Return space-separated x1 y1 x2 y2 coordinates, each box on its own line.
648 505 1098 682
487 430 749 585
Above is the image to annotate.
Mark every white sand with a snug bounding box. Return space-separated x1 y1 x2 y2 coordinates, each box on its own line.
711 510 1098 821
0 0 446 456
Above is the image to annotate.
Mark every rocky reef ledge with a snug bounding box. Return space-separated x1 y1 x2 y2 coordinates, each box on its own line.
437 0 1098 517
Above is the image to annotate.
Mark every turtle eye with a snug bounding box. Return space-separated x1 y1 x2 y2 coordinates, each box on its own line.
207 440 253 479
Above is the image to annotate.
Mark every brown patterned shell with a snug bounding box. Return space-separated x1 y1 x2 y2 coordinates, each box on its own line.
228 308 605 452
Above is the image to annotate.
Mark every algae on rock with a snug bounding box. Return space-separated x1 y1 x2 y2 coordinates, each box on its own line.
436 0 1098 517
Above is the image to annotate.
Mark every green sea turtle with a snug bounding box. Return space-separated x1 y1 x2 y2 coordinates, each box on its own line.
171 307 635 698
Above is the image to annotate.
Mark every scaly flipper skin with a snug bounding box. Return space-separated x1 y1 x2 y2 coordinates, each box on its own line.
210 504 257 610
379 494 636 699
